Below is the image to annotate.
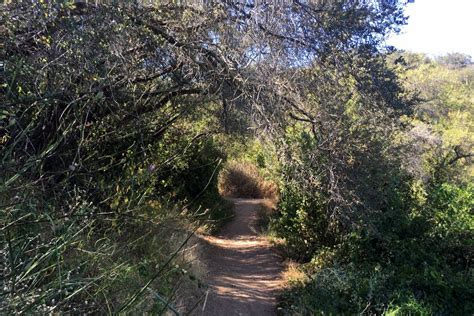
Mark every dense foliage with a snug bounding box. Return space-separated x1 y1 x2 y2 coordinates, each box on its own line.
0 2 233 313
274 55 473 314
1 0 472 314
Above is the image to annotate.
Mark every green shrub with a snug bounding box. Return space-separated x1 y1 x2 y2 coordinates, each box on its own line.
278 181 474 315
428 183 474 239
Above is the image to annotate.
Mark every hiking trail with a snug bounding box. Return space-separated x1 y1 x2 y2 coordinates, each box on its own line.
200 198 284 316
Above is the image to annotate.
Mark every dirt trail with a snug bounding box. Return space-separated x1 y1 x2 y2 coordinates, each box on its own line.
199 198 283 316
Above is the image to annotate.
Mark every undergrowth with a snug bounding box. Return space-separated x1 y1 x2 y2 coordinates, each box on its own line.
275 179 473 315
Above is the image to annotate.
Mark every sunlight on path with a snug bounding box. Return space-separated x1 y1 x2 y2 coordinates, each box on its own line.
199 199 283 316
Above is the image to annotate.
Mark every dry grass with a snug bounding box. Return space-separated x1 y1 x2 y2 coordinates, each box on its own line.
218 162 279 201
172 235 208 314
282 260 309 287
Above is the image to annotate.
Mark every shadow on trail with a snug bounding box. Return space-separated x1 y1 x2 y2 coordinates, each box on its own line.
199 199 283 316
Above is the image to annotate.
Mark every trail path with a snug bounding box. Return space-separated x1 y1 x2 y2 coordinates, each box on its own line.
200 199 283 316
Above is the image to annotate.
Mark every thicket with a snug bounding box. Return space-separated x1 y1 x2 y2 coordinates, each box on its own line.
274 55 473 314
0 2 233 313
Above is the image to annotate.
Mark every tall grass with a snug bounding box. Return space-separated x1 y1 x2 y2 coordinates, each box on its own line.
0 182 209 314
0 3 234 312
218 162 279 201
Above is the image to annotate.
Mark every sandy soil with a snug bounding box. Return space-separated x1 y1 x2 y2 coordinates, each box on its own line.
199 199 283 316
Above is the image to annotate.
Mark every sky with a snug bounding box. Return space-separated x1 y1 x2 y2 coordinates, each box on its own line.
386 0 474 57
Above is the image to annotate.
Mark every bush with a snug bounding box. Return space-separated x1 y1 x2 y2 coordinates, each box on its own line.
0 4 230 309
277 181 474 315
218 161 278 200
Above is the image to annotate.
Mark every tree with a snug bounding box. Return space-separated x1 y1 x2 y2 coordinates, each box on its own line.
0 0 411 313
437 52 473 68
